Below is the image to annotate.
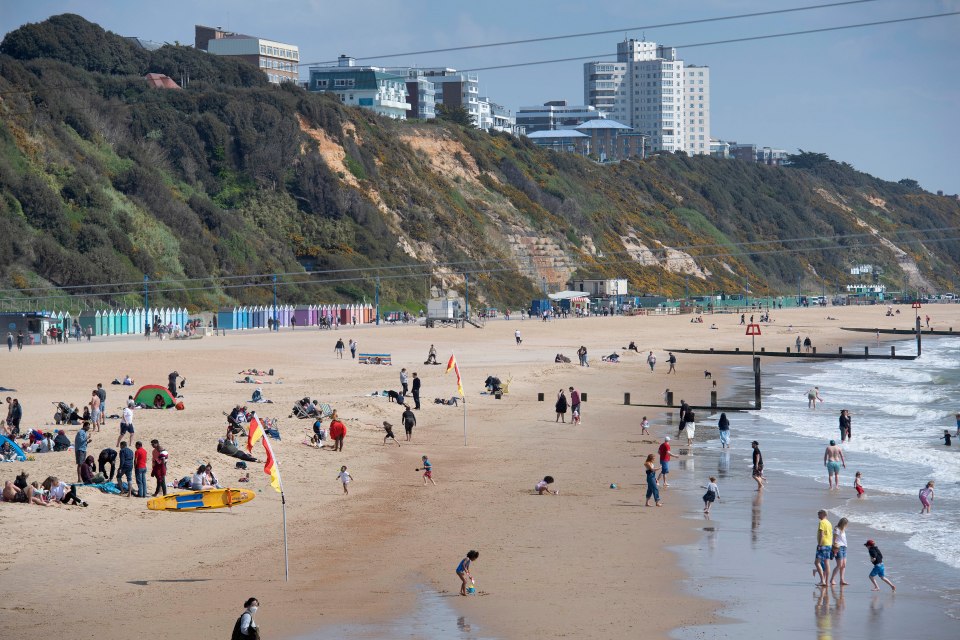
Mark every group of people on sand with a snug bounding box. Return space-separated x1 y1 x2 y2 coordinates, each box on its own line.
554 387 581 425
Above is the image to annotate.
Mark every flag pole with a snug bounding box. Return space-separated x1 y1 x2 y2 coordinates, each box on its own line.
279 482 289 582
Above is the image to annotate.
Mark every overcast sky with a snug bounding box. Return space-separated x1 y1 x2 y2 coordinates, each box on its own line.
3 0 958 193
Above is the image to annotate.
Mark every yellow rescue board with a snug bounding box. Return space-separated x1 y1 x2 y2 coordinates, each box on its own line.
147 488 255 511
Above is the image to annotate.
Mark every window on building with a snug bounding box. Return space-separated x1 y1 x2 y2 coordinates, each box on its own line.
316 79 328 88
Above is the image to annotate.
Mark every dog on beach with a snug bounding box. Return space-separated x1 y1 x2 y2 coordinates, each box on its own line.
387 390 402 403
704 371 712 379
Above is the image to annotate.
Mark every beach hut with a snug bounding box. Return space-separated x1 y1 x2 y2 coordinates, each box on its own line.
78 311 96 336
117 309 127 334
216 308 236 330
294 307 309 327
178 307 187 328
133 308 143 334
106 309 116 335
243 306 253 330
245 306 254 329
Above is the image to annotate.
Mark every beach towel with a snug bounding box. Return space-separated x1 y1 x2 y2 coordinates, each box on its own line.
76 482 122 495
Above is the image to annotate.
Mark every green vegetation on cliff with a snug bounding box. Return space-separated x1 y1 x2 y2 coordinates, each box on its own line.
0 15 957 312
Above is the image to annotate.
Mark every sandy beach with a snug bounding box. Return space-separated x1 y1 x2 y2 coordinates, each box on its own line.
1 304 957 639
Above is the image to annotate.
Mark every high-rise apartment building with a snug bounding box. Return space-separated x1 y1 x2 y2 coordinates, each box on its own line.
684 65 710 156
584 39 710 155
421 69 481 127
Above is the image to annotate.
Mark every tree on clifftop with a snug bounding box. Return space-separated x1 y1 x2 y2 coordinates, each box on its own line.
436 104 475 128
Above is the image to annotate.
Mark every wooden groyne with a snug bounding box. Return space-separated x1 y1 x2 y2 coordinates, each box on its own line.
664 346 917 360
841 327 959 336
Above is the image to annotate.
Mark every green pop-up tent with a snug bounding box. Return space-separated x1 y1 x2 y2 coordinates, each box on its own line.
134 385 175 408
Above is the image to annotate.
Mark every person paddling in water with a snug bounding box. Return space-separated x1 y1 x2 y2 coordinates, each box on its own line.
823 440 846 489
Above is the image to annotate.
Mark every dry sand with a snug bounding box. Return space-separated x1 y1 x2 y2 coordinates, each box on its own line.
0 304 955 639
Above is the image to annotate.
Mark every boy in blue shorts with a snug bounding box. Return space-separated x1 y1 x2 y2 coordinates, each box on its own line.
864 540 896 591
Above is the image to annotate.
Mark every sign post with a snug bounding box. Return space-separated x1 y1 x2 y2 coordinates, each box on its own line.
912 300 922 356
746 323 762 360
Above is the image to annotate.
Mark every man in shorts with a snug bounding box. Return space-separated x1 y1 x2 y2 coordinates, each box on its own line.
117 403 135 447
657 437 671 487
89 390 101 433
815 509 833 587
96 383 107 429
823 440 846 489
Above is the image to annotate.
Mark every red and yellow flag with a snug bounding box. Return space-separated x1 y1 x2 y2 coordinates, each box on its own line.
446 353 464 396
261 436 282 493
246 414 264 452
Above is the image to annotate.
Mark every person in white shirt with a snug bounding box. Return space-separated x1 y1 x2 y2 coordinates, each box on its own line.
702 477 720 513
117 404 135 447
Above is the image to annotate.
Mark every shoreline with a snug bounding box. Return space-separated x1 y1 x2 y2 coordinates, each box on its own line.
2 306 959 639
669 341 960 640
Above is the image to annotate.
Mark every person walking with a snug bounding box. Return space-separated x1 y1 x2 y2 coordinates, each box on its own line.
568 387 580 422
349 339 357 359
830 517 849 586
401 405 416 441
336 466 353 494
168 371 179 400
515 329 522 345
150 439 168 497
134 441 148 498
657 437 671 487
685 408 696 446
644 454 662 507
411 372 421 410
823 440 846 489
751 440 765 490
667 352 677 374
231 597 260 639
718 412 731 448
400 368 409 398
16 331 23 351
334 338 344 359
6 332 11 352
647 351 657 372
864 540 896 591
554 389 568 423
814 509 833 587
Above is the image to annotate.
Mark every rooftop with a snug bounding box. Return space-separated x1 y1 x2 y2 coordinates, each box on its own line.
526 130 589 139
572 119 632 131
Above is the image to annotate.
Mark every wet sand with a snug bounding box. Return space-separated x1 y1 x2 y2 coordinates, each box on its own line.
1 305 957 639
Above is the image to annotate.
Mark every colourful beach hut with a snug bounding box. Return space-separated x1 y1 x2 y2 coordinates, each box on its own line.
216 308 237 330
118 309 128 334
293 307 309 326
78 311 96 335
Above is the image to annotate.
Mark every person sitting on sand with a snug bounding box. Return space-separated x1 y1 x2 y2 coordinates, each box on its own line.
190 465 215 491
628 341 638 352
153 394 165 409
2 480 49 505
123 375 134 386
53 430 71 452
44 476 86 506
535 476 558 495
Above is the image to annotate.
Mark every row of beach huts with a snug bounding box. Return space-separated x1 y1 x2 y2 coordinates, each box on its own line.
1 304 376 342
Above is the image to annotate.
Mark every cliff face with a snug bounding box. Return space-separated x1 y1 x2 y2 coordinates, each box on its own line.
1 15 958 311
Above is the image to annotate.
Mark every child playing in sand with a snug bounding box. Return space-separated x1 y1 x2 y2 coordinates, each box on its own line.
456 550 479 596
416 456 436 486
854 471 864 498
919 481 934 514
640 416 649 435
702 477 719 513
336 466 353 494
864 540 896 591
535 476 558 495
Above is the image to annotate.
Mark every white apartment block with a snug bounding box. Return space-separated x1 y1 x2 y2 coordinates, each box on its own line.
584 39 710 155
684 65 710 155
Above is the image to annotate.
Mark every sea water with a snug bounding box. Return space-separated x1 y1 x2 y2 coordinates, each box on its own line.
672 337 960 639
757 337 960 571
